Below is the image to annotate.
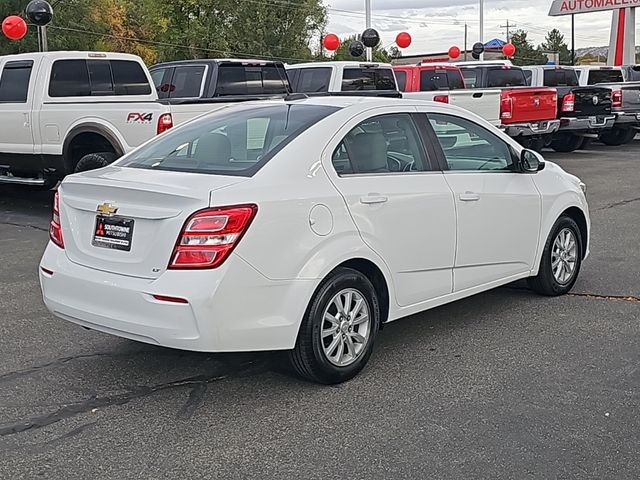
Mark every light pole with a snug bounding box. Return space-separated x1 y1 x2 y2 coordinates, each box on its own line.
365 0 372 61
479 0 484 60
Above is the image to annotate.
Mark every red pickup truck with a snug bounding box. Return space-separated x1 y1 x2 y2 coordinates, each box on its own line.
456 62 560 150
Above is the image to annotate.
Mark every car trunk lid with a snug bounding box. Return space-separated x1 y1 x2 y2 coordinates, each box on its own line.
58 166 247 279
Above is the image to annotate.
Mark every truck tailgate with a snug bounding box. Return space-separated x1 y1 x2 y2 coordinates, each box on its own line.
502 87 557 124
448 90 501 126
572 87 612 117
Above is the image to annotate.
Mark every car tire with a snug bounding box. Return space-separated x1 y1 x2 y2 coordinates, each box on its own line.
599 127 634 146
519 136 545 152
74 152 118 173
527 215 583 296
578 137 592 150
289 267 380 384
550 133 583 153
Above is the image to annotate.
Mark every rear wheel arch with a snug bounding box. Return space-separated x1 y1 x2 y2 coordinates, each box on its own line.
63 124 125 173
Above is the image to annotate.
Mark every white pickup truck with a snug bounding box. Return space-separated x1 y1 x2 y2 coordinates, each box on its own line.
0 51 172 188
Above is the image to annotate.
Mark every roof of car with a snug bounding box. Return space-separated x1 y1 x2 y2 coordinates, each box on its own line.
286 61 393 69
150 58 284 69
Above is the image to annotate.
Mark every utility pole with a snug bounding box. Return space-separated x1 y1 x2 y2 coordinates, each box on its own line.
499 20 516 43
464 23 468 61
479 0 484 60
365 0 372 62
571 14 576 65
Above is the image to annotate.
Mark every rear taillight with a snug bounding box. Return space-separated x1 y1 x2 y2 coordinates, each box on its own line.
500 95 513 120
169 205 258 270
49 191 64 249
612 89 622 109
433 94 449 104
157 113 173 135
561 93 575 112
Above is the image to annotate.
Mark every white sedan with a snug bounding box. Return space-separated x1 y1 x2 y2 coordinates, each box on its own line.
40 97 590 384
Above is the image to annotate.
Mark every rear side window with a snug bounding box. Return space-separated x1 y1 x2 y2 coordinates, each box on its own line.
0 61 33 102
394 70 407 91
342 68 396 91
419 69 464 91
215 64 289 96
49 59 152 97
119 104 339 177
543 69 579 87
290 67 332 93
486 68 527 87
587 69 624 84
170 65 206 98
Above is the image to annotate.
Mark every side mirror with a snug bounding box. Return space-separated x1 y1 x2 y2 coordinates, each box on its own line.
520 149 545 173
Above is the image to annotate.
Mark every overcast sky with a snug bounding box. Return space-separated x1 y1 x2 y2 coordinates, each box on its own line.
323 0 616 53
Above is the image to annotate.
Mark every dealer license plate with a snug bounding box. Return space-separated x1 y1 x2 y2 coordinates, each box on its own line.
92 215 134 252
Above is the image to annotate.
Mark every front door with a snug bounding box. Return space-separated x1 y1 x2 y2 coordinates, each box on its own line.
325 111 456 307
0 59 36 156
424 112 541 292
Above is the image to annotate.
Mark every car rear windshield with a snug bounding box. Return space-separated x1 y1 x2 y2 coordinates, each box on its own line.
486 67 527 87
420 69 464 91
543 68 579 87
587 69 624 84
341 68 397 91
119 104 339 177
214 63 289 96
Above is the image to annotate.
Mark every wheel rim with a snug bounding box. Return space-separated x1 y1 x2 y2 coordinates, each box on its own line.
551 228 578 285
320 288 371 367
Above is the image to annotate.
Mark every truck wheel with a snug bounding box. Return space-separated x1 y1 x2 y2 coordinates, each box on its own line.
623 129 637 144
578 137 592 150
74 152 118 173
550 134 583 153
599 127 633 146
520 136 545 152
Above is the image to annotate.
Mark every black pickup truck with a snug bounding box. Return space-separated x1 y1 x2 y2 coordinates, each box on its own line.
524 66 614 152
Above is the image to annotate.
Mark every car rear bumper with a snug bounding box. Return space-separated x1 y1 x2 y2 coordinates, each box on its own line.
503 119 560 137
612 112 640 126
39 244 315 352
558 115 616 132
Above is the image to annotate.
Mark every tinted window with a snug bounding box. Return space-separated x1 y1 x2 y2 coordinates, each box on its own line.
215 64 289 96
332 114 429 175
395 70 407 91
341 68 396 91
0 61 33 102
119 104 338 177
419 69 464 91
170 65 206 98
626 66 640 81
87 61 114 95
543 68 579 87
292 67 331 93
524 69 533 85
150 68 170 98
587 69 624 84
428 113 513 171
486 67 527 87
461 69 478 88
49 60 91 97
111 60 152 95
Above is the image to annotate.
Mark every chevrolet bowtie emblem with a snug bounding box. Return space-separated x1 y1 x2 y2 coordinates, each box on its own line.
97 202 118 216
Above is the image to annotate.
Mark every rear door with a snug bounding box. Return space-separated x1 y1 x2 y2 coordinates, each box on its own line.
0 59 37 155
324 108 456 307
422 111 541 291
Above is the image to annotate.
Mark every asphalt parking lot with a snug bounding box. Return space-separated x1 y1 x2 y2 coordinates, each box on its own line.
0 142 638 480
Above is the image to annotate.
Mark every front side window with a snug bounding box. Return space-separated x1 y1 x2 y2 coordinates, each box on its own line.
332 114 429 175
341 68 396 91
0 61 33 102
461 69 478 88
170 65 206 98
428 113 513 172
119 104 339 177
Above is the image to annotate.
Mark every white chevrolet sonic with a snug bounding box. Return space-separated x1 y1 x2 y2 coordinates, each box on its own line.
40 97 590 384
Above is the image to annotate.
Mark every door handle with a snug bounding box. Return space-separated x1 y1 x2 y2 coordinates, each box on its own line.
360 195 388 205
459 192 480 202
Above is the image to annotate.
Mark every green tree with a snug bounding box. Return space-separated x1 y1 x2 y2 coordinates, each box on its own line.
330 35 391 63
541 28 572 65
509 29 547 66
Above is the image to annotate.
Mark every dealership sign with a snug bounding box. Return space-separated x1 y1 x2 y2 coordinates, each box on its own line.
549 0 640 16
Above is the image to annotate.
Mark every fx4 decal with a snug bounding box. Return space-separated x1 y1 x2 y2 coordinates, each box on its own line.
127 113 153 123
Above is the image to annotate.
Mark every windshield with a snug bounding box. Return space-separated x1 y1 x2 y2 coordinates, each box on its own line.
119 104 339 177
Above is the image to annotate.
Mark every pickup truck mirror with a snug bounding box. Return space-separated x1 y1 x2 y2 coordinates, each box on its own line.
520 149 545 173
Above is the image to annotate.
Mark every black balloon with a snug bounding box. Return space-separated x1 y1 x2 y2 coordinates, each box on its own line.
349 41 365 57
26 0 53 27
472 42 485 55
361 28 380 48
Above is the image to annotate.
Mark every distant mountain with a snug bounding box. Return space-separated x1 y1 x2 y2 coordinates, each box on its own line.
576 46 640 58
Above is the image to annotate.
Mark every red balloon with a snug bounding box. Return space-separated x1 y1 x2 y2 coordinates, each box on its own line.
448 46 461 59
2 16 27 41
396 32 412 49
323 33 340 52
503 43 516 57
